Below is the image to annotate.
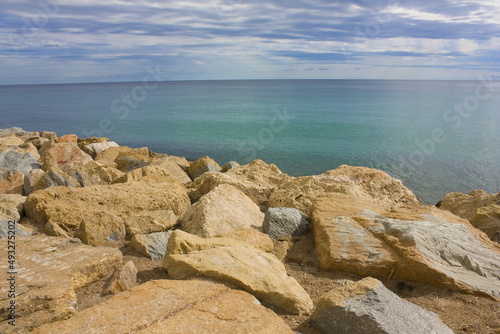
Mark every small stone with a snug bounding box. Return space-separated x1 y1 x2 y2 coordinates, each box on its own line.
102 260 138 295
45 221 70 238
263 207 310 239
0 219 30 239
129 230 172 261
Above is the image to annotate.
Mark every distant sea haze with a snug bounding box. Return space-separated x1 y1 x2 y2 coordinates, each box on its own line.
1 79 499 204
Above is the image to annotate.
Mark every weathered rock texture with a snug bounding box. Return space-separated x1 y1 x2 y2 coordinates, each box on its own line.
25 175 190 230
0 151 40 175
33 279 294 334
76 211 126 246
41 142 93 170
188 159 290 208
311 277 453 334
263 207 310 239
82 141 119 158
181 184 265 238
312 193 500 299
221 161 240 172
102 260 138 295
0 236 122 333
0 194 25 221
95 146 151 172
164 230 314 314
188 156 220 179
269 165 421 215
125 210 178 236
0 168 24 194
130 231 173 261
148 158 191 184
439 190 500 240
0 219 30 239
216 227 274 252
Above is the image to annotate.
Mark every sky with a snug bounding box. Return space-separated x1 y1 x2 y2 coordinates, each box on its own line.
1 0 500 84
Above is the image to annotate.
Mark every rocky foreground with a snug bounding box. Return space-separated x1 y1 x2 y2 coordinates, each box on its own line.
0 127 499 333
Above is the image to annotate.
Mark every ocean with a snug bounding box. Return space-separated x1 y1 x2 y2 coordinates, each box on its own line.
1 79 499 204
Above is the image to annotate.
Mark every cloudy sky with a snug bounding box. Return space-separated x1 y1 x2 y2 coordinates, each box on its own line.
1 0 500 84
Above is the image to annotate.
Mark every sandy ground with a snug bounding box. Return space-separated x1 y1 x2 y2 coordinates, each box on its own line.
75 232 500 334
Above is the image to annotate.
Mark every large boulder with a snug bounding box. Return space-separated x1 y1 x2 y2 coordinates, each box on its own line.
125 210 178 236
23 168 45 195
188 159 291 208
82 141 119 158
311 277 453 334
129 231 173 261
188 156 220 179
24 174 190 231
75 211 126 246
0 151 40 175
263 207 310 239
59 160 125 186
311 193 500 300
0 168 24 194
216 227 274 252
95 146 151 172
0 236 122 333
149 157 191 184
269 165 421 215
33 167 80 191
33 279 294 334
113 165 184 185
0 136 25 147
0 194 25 221
180 184 265 238
439 190 500 240
164 230 314 314
40 142 93 170
0 127 25 137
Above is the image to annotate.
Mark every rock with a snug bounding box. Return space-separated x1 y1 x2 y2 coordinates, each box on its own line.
263 207 310 239
41 142 93 170
45 221 70 238
95 146 151 172
75 211 126 246
149 158 191 184
180 184 265 238
269 165 421 215
188 159 290 208
114 165 184 185
17 142 41 160
55 134 78 144
60 160 125 186
33 167 80 191
0 127 25 136
23 168 45 195
82 141 119 158
221 161 240 172
0 194 26 221
0 236 122 333
0 168 24 194
0 219 30 239
33 279 294 334
0 136 25 147
129 230 172 261
188 156 220 179
0 151 41 175
469 204 500 240
311 193 500 299
216 227 274 252
77 136 110 150
439 190 500 220
164 230 314 314
25 174 190 231
102 260 138 295
311 277 453 334
125 210 178 236
151 155 191 172
26 136 50 150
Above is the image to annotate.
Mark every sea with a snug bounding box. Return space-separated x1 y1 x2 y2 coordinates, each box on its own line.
1 79 499 204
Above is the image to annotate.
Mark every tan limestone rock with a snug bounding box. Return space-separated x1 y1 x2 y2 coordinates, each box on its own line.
0 136 25 147
0 236 122 333
23 168 45 195
82 141 119 158
0 168 24 194
470 204 500 240
76 136 109 150
129 231 172 260
188 159 290 208
45 221 70 238
125 210 178 235
75 211 126 246
0 194 25 221
311 193 500 300
216 227 274 252
95 146 151 172
188 156 220 179
24 175 190 230
164 230 314 314
102 260 138 295
181 184 265 238
60 160 125 186
113 165 179 184
149 157 191 183
439 189 500 220
33 279 294 334
270 165 421 215
55 134 78 144
41 142 93 170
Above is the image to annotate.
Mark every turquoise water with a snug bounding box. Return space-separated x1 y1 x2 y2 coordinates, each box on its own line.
1 80 499 204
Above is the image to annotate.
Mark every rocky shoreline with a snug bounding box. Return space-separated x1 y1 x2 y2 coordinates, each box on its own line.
1 127 499 333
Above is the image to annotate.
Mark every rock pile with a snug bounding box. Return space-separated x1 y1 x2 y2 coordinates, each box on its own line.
1 127 499 333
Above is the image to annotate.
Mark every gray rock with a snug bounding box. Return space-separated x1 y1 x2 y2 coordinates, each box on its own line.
0 219 30 239
34 168 80 190
129 230 173 261
263 207 310 239
221 161 240 173
0 151 40 175
0 127 25 137
311 277 453 334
